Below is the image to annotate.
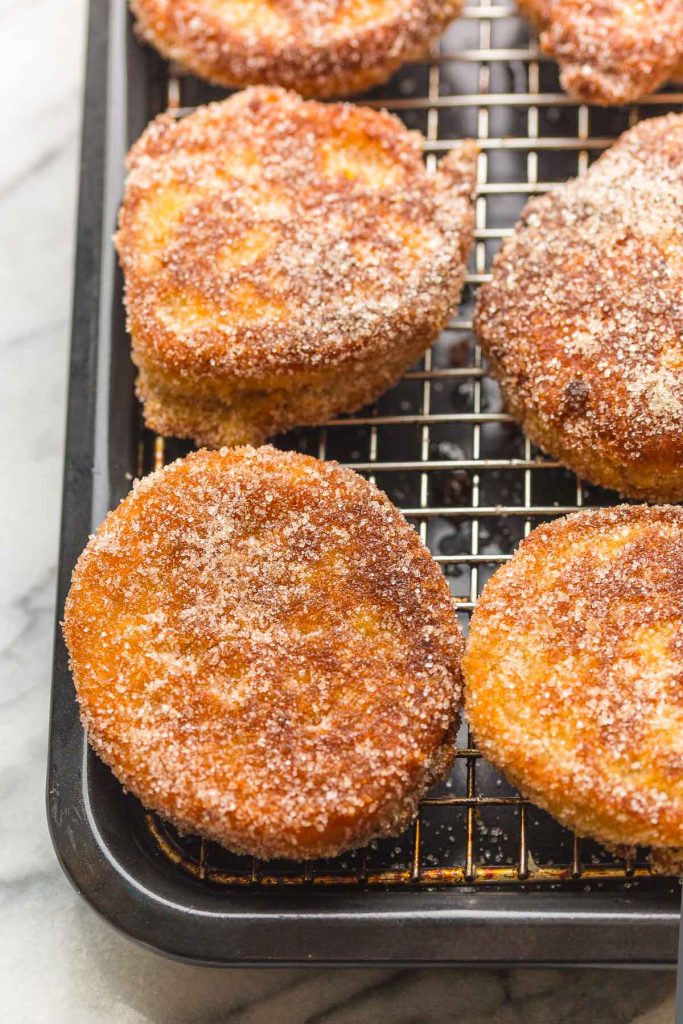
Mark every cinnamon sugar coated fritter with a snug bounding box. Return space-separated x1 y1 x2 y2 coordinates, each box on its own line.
115 87 477 448
464 505 683 854
475 113 683 502
130 0 463 97
63 446 464 860
518 0 683 104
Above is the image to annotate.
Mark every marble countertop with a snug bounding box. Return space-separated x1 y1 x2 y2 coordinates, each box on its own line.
0 0 677 1020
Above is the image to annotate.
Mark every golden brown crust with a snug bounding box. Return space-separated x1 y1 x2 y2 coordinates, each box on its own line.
115 86 477 447
518 0 683 104
474 113 683 503
64 446 464 860
464 505 683 853
130 0 462 97
135 333 436 448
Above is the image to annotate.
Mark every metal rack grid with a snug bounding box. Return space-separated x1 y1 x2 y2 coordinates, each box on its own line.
138 2 683 892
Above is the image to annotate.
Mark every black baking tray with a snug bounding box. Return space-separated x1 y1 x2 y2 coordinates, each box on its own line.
48 0 682 965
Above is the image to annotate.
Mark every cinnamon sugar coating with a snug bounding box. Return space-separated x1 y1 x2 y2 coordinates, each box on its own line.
115 87 477 448
130 0 462 97
63 446 464 860
464 505 683 854
475 113 683 503
518 0 683 105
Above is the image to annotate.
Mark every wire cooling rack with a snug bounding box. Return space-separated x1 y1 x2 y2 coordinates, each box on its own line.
136 3 683 893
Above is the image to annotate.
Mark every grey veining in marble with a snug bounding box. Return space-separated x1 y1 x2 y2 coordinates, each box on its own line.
0 0 677 1020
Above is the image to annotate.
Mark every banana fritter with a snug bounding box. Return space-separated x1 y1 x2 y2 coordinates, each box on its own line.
475 113 683 502
518 0 683 104
130 0 462 97
464 505 683 854
116 87 477 448
64 446 464 860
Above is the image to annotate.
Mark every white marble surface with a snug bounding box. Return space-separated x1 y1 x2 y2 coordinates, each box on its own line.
0 1 677 1020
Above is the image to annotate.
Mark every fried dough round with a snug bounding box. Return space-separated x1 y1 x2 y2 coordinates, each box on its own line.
518 0 683 104
464 505 683 853
475 113 683 502
130 0 462 97
116 87 477 449
64 446 463 860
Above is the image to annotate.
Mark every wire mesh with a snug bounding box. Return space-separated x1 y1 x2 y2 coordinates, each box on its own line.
138 2 683 891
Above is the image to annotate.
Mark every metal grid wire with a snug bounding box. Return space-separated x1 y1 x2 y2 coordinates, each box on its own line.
139 3 683 891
